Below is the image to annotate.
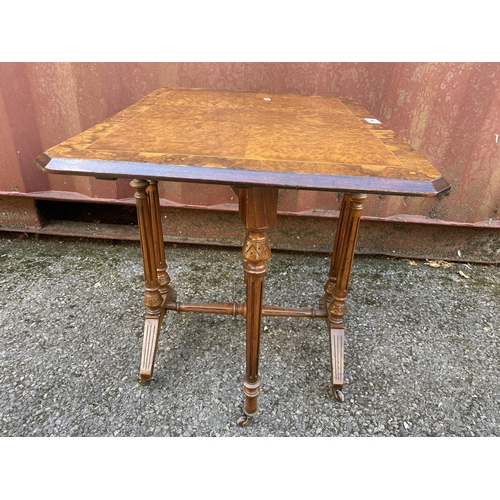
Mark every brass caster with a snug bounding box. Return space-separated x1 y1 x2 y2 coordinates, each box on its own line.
237 414 253 427
137 377 151 386
334 389 345 402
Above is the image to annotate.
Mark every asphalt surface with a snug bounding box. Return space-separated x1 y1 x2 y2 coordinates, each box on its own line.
0 231 499 437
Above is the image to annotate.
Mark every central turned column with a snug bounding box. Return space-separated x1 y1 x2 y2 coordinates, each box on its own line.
236 187 278 426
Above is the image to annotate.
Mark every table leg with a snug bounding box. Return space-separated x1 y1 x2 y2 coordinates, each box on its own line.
131 179 173 384
236 187 278 426
323 193 367 402
147 180 177 304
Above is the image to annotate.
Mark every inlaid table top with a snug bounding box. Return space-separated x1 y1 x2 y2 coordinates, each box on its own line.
36 87 450 196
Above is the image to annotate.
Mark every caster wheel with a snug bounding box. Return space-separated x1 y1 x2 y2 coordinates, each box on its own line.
237 414 253 427
334 389 345 402
137 378 151 386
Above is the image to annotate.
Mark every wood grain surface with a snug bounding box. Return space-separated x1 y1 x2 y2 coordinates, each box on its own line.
36 88 450 196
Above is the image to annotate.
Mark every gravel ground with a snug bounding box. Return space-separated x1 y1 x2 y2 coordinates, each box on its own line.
0 231 499 437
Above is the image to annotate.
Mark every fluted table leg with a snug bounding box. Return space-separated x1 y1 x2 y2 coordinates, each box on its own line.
323 192 367 401
131 179 173 384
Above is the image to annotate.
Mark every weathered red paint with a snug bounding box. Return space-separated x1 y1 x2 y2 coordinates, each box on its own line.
0 63 499 258
2 204 499 264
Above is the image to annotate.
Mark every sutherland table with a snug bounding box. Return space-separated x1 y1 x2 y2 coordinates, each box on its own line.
35 88 450 426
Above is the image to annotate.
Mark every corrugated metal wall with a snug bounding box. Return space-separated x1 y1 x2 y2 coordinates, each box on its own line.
1 62 499 259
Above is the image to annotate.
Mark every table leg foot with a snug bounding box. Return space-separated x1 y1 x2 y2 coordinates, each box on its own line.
137 316 162 384
242 375 261 418
237 414 253 427
329 327 345 402
334 388 345 402
237 378 260 427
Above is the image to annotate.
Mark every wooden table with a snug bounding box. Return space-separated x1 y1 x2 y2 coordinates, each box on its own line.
36 88 450 426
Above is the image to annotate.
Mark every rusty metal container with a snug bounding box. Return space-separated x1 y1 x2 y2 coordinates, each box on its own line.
1 63 499 262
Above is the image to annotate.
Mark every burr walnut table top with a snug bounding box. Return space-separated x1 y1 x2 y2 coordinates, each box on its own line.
36 87 449 196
